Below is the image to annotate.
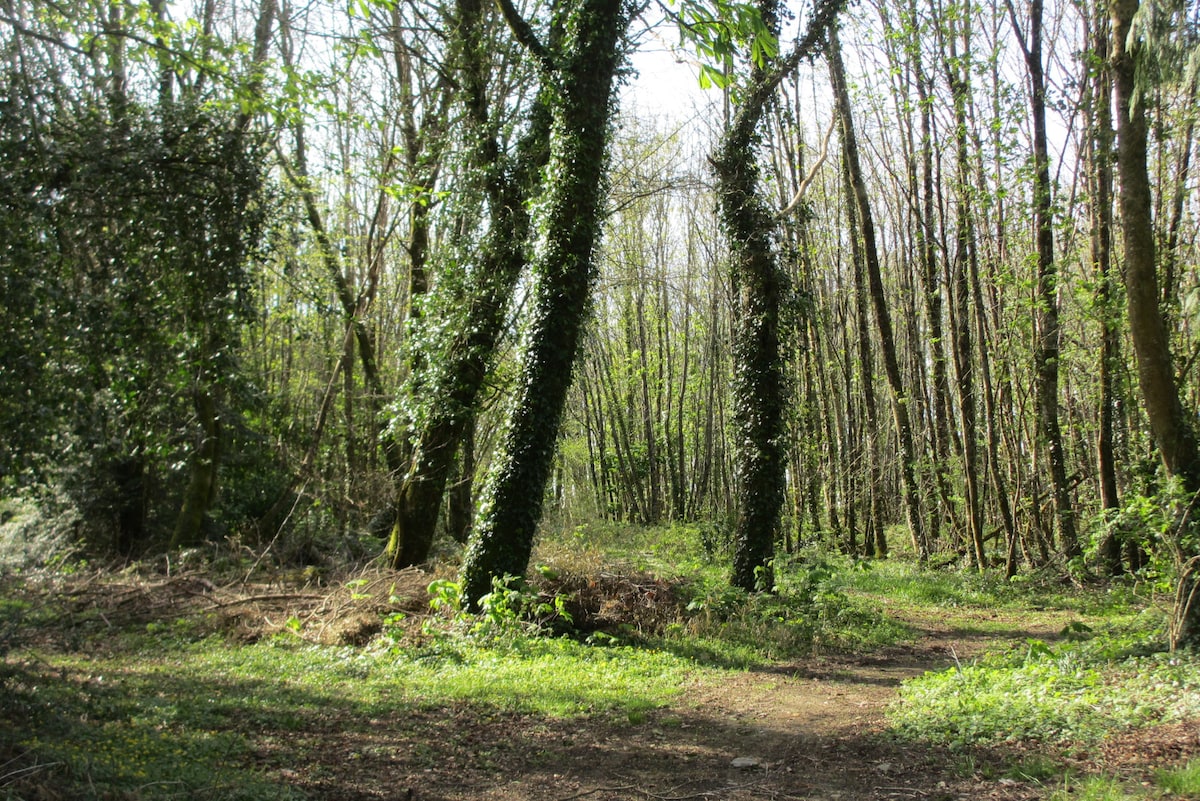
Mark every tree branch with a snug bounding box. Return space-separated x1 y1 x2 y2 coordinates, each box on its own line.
778 113 836 218
494 0 554 73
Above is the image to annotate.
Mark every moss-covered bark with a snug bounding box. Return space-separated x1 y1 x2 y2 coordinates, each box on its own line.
385 0 550 568
458 0 630 606
1112 0 1200 648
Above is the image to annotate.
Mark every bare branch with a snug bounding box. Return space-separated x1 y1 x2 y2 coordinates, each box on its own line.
777 113 837 218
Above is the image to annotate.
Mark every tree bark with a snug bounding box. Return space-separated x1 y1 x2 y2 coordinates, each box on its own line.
171 384 222 548
1111 0 1200 489
1007 0 1080 559
714 0 843 590
840 133 885 557
1112 0 1200 647
943 17 984 568
1087 4 1123 574
459 0 629 606
386 0 550 568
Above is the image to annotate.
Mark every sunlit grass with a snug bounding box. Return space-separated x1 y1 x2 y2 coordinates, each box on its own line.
3 630 694 799
1047 776 1139 801
539 524 915 665
3 525 1178 800
830 557 1148 618
888 628 1199 747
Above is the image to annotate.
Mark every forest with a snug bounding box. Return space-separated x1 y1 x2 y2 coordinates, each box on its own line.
3 0 1200 796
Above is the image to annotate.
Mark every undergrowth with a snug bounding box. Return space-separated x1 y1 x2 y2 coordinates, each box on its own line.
889 619 1199 747
535 523 911 664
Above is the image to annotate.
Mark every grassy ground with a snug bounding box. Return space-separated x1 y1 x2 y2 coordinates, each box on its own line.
1 523 1198 800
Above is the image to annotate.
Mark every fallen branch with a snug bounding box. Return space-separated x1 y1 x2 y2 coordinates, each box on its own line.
556 785 639 800
210 593 327 609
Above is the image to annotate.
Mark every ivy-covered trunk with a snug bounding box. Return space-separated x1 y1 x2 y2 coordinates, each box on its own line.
714 0 843 592
384 0 550 569
714 51 790 592
458 0 629 606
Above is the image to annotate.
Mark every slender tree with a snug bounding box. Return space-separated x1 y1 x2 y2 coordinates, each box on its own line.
1006 0 1080 560
1083 0 1124 574
943 4 985 567
1112 0 1200 646
828 21 928 560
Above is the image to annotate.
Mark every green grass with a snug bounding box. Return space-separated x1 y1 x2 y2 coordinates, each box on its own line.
1157 759 1200 798
831 557 1148 618
889 626 1199 747
1037 761 1200 801
1 530 1181 799
1048 777 1140 801
1003 754 1070 783
2 626 693 799
539 526 913 665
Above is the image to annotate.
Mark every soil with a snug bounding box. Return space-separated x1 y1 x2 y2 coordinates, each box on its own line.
283 604 1151 801
4 568 1198 801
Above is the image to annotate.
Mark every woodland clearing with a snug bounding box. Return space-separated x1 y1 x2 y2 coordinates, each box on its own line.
2 543 1197 801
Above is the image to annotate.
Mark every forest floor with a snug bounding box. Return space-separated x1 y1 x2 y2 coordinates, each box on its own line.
291 602 1191 801
2 563 1198 801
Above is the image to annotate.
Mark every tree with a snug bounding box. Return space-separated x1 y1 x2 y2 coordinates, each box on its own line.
943 2 985 567
458 0 633 606
705 0 844 591
385 0 550 568
0 0 275 554
828 19 927 560
172 0 278 548
1111 0 1200 647
1082 0 1125 574
1006 0 1080 561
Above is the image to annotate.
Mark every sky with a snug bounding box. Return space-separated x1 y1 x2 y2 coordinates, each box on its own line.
620 25 719 125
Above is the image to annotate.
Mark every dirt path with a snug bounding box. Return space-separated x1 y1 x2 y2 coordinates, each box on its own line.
10 571 1193 800
301 608 1076 801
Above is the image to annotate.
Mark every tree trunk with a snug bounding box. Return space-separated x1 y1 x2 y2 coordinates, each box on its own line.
908 0 952 551
840 136 885 558
458 0 629 606
386 0 550 568
1088 4 1123 575
717 107 791 589
447 414 475 544
943 20 984 568
1111 0 1200 489
1112 0 1200 647
714 0 840 591
1007 0 1080 559
172 384 221 548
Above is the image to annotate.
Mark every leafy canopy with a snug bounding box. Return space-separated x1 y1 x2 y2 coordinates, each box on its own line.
668 0 779 89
